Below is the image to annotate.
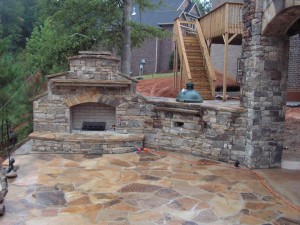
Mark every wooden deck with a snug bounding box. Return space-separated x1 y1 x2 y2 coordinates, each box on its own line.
200 2 243 45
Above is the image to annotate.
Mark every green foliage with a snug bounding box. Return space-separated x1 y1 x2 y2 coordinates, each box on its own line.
0 0 170 146
25 0 168 74
192 0 212 15
0 0 24 48
0 0 38 50
131 22 170 48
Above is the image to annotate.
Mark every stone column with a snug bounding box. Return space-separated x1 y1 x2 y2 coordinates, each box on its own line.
241 0 289 168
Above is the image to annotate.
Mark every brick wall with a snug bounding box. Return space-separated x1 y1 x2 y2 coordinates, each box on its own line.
131 27 173 76
71 103 116 130
158 26 173 73
131 38 157 76
288 34 300 92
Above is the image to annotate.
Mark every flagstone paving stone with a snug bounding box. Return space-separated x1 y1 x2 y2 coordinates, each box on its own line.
0 147 300 224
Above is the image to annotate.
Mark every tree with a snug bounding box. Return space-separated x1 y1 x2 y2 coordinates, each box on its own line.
120 0 164 74
0 0 24 50
121 0 132 75
26 0 167 74
192 0 212 15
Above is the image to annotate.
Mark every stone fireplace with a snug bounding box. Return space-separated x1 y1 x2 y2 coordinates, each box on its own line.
30 51 145 154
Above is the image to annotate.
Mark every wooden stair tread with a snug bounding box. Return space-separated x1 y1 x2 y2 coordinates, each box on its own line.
175 26 215 100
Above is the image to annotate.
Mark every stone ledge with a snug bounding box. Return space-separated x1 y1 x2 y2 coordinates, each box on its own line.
51 79 132 87
29 132 144 143
146 97 245 113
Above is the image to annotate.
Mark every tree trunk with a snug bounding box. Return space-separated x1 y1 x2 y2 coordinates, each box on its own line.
121 0 131 75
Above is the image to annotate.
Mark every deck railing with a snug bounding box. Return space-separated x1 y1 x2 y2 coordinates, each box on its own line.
194 20 216 98
199 2 243 40
173 19 193 82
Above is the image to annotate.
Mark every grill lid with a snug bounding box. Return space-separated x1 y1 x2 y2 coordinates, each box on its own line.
176 82 203 103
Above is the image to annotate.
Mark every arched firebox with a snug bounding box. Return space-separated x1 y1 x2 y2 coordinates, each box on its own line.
71 102 116 131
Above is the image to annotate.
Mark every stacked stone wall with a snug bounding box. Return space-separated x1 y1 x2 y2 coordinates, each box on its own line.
145 107 246 163
116 99 247 164
33 92 248 164
32 139 142 155
33 95 70 133
68 54 119 75
241 0 289 168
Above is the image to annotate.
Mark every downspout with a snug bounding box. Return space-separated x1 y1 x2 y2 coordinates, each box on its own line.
155 37 158 73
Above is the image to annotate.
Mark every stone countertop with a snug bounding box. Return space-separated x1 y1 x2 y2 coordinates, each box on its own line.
29 131 145 143
145 97 245 113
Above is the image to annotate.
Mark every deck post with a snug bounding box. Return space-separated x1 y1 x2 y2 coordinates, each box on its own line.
222 3 229 101
222 33 229 102
173 42 178 91
180 54 183 90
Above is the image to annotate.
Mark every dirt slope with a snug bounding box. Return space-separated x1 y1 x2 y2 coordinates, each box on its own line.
137 70 239 98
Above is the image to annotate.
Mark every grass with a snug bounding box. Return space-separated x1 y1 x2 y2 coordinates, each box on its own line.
135 72 173 80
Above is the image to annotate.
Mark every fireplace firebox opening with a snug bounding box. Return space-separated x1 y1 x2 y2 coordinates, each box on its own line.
71 102 116 132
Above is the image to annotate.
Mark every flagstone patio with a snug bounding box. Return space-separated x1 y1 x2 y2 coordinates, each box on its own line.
0 141 299 225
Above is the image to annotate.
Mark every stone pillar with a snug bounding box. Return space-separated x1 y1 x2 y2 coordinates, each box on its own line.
241 0 289 168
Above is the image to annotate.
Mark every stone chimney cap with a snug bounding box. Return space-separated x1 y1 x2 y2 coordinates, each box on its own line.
68 51 120 62
78 51 112 56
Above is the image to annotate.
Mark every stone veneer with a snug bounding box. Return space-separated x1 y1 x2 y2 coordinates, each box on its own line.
141 98 247 164
31 51 248 166
241 0 290 168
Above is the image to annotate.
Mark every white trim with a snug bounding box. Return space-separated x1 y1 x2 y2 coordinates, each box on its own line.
188 3 197 14
185 12 200 19
193 3 202 17
158 22 175 26
179 11 185 19
177 0 186 11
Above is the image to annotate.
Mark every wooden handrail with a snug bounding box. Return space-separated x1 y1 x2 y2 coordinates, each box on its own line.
174 19 192 81
195 20 216 98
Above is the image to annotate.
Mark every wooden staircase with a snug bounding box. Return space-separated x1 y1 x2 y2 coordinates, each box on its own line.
173 19 216 100
173 3 243 101
183 35 213 100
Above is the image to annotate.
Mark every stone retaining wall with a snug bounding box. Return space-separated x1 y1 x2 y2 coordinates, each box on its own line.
31 139 142 155
31 51 248 166
117 98 247 164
